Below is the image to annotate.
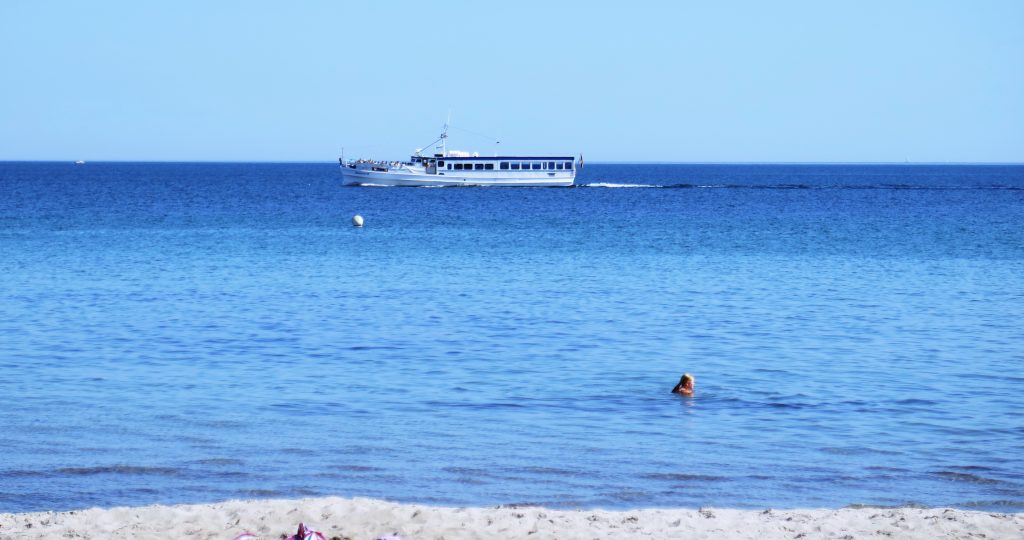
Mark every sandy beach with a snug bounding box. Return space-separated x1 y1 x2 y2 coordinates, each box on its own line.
2 497 1021 539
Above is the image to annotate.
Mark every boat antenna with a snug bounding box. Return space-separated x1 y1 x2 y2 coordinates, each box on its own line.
449 124 502 152
416 114 452 157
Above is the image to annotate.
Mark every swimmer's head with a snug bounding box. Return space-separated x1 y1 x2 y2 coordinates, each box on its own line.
680 373 694 385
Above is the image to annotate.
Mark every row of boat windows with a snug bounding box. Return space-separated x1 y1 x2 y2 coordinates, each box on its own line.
443 161 574 171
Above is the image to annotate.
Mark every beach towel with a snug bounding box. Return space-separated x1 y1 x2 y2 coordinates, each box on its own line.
286 522 327 540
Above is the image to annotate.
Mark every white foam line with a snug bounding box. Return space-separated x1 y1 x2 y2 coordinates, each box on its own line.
584 183 658 188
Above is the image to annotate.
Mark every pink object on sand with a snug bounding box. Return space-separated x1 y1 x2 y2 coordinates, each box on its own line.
286 522 327 540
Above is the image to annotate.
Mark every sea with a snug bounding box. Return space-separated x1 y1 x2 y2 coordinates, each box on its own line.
1 162 1022 514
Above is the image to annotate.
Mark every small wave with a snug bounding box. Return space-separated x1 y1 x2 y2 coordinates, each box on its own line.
2 469 48 478
640 472 728 482
933 471 1006 485
765 401 806 409
495 502 546 509
332 464 384 472
820 446 901 456
56 465 181 476
518 466 580 477
189 458 244 466
893 398 938 406
865 465 911 473
844 501 929 510
207 470 249 479
442 466 502 478
956 500 1024 510
750 183 811 189
946 465 996 472
193 418 247 429
280 447 318 456
609 489 658 502
453 476 490 485
243 488 283 497
423 400 526 409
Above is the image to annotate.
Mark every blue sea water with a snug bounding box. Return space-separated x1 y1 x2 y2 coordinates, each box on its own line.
1 162 1022 513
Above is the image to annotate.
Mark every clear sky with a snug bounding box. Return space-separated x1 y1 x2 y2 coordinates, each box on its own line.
1 1 1022 162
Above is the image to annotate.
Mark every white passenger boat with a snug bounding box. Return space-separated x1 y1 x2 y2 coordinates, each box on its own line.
340 124 578 187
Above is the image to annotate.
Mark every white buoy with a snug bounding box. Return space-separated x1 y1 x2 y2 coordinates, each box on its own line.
351 214 364 227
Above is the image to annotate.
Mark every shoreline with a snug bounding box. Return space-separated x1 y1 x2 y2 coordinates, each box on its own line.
2 497 1022 539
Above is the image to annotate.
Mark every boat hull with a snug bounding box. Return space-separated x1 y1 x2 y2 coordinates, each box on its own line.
340 167 574 187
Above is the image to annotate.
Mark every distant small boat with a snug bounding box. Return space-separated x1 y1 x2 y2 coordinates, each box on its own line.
74 160 86 165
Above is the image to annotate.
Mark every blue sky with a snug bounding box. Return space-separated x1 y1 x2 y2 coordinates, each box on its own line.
1 1 1022 162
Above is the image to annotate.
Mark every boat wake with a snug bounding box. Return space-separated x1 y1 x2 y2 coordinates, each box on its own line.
347 182 1022 190
581 183 657 188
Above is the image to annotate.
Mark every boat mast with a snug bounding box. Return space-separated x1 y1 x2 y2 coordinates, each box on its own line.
441 111 450 157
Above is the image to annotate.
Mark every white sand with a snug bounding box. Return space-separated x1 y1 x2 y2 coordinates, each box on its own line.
2 497 1021 539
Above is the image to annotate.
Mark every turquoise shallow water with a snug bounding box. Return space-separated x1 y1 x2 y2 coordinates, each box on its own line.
0 162 1022 512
